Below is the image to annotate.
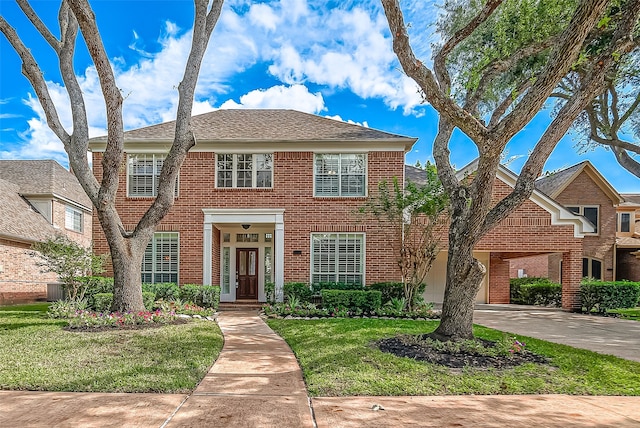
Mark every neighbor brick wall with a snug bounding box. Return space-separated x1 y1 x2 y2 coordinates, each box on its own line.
489 253 510 304
553 170 617 281
92 151 404 286
0 239 56 304
51 200 92 247
617 249 640 281
509 254 550 279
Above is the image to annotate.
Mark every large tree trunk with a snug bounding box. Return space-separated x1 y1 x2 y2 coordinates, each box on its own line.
111 243 145 312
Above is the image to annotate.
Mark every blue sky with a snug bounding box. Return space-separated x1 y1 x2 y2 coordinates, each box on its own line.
1 0 639 193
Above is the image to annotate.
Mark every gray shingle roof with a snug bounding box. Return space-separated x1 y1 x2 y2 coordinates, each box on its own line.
0 178 58 243
405 164 428 185
534 162 587 197
0 160 91 209
90 109 415 143
621 194 640 206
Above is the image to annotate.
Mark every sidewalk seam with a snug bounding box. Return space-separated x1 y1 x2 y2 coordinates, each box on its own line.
159 393 190 428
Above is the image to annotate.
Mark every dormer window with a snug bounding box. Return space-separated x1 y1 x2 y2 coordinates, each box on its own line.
567 206 599 234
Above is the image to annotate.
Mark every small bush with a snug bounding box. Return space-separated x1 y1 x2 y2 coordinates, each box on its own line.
265 282 276 303
179 284 220 309
47 300 88 319
581 280 640 313
93 293 113 313
79 276 114 309
369 282 427 305
510 277 561 307
284 283 313 303
142 292 156 310
311 282 364 294
322 290 382 313
142 283 180 301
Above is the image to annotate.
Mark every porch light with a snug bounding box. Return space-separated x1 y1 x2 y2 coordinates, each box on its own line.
242 224 251 230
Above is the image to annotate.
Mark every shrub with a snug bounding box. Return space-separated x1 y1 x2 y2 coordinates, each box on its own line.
510 277 561 307
284 283 313 303
321 290 382 313
142 283 180 301
142 292 156 310
93 293 113 313
179 284 220 309
311 282 364 294
369 282 427 305
581 280 640 313
265 282 276 303
47 300 88 319
79 276 114 309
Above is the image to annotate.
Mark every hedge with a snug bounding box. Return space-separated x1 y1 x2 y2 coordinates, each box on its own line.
284 283 313 303
180 284 220 310
510 277 562 307
369 282 427 305
581 280 640 313
142 283 180 301
92 292 156 312
311 282 364 294
321 289 382 313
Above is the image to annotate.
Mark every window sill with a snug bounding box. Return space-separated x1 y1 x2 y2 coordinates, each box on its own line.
313 196 367 200
213 188 274 191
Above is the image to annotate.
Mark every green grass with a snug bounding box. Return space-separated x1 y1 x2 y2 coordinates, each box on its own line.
0 302 50 312
607 307 640 320
0 304 223 393
267 318 640 397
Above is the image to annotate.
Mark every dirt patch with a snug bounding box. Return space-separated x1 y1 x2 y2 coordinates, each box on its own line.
376 334 550 370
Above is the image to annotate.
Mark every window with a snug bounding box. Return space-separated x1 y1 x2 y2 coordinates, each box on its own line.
311 233 364 284
236 233 259 242
567 205 599 234
314 154 366 197
582 257 602 279
65 206 83 232
142 233 179 284
216 154 272 188
127 154 177 197
618 212 631 233
222 247 231 294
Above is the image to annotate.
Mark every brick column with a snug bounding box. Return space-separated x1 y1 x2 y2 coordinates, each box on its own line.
488 253 510 304
561 250 582 311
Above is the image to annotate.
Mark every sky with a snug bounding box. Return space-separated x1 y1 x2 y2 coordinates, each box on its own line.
1 0 639 193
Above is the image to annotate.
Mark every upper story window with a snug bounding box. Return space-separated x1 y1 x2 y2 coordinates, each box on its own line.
65 206 83 233
314 154 366 197
618 212 632 233
216 154 272 188
127 154 177 197
567 205 599 234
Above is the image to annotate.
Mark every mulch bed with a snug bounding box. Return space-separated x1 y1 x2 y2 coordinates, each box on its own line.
376 334 550 369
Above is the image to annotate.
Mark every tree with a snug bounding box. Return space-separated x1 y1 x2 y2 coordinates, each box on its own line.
0 0 223 312
381 0 640 340
360 162 449 310
32 236 105 302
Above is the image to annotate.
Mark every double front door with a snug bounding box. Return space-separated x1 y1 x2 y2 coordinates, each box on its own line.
236 248 258 299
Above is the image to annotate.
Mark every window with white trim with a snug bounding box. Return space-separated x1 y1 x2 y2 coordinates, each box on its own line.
142 233 179 284
618 212 631 233
127 154 178 197
567 205 599 234
314 154 366 197
65 206 83 232
216 154 273 188
311 233 364 284
582 257 602 280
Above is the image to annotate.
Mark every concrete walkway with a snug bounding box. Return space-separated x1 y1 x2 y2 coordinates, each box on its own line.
473 305 640 362
1 309 640 427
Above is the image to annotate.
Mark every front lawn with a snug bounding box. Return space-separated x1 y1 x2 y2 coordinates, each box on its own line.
608 307 640 321
0 304 223 393
267 318 640 396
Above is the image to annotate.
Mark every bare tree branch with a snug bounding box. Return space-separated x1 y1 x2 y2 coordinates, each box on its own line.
16 0 61 51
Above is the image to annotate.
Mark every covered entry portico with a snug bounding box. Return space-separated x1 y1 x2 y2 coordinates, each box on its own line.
202 209 285 302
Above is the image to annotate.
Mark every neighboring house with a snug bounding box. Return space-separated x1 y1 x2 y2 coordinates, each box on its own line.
509 161 624 283
0 160 93 304
615 193 640 281
89 109 415 302
407 162 594 310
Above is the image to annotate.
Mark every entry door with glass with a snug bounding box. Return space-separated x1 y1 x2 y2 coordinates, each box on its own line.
236 248 258 299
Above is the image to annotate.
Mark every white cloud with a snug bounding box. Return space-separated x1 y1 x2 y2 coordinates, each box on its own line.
324 115 369 128
248 4 280 31
219 84 325 113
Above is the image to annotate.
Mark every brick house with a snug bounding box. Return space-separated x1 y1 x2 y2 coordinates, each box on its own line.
89 110 414 302
615 193 640 281
509 161 624 284
88 110 592 310
0 160 93 304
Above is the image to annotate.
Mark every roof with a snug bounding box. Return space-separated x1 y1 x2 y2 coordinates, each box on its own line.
0 160 91 210
88 109 417 151
404 164 428 185
0 178 58 243
620 193 640 208
457 159 595 237
616 236 640 248
534 161 623 204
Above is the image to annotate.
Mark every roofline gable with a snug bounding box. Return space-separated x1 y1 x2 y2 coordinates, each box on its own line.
455 159 595 237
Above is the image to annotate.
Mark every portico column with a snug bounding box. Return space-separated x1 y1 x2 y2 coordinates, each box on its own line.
275 216 285 302
203 223 212 286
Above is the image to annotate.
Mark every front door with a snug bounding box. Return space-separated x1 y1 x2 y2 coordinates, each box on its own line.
236 248 258 299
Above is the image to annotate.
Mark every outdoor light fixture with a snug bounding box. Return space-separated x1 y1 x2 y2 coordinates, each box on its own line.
242 224 251 230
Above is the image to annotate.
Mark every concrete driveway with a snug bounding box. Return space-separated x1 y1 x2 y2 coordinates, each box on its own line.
473 305 640 362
